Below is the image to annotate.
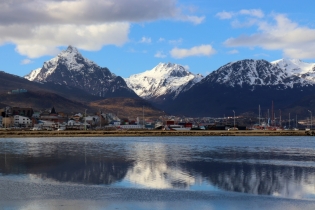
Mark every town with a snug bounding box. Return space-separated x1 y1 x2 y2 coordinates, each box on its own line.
0 105 312 131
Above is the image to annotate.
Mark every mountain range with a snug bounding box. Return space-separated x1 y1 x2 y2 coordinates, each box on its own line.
15 46 315 117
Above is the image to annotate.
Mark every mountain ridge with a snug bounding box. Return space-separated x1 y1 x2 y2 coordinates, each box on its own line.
125 62 203 102
25 46 138 98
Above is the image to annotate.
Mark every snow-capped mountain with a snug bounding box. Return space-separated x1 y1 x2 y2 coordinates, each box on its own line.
25 46 137 98
202 59 314 89
125 63 203 101
166 59 315 117
271 59 315 83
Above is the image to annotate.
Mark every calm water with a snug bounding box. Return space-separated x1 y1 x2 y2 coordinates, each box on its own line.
1 136 315 209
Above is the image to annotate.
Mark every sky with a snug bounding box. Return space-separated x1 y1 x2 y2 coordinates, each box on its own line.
1 0 315 78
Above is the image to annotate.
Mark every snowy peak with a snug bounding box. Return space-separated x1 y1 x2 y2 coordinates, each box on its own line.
271 58 315 85
24 46 136 98
125 63 203 100
203 59 309 88
271 58 315 75
152 63 190 77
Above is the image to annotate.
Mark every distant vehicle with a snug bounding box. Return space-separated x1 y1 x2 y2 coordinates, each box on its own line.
57 127 66 131
228 127 238 131
306 128 311 131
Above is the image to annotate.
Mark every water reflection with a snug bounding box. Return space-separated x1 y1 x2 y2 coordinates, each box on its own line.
1 137 315 200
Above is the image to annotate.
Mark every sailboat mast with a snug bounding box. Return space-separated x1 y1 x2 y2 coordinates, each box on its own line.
259 105 261 126
272 101 274 126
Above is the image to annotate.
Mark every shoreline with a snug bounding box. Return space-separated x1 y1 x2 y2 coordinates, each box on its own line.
0 130 312 138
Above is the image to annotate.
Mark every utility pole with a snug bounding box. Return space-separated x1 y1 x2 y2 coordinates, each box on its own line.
4 107 7 129
99 110 101 128
85 109 87 131
308 110 312 130
233 110 235 128
279 109 281 127
143 106 145 129
271 101 274 126
259 105 261 126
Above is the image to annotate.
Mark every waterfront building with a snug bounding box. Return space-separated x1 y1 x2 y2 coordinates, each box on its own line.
13 115 32 127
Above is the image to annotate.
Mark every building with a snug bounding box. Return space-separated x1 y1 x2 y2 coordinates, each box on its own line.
14 115 32 127
8 89 28 94
2 116 13 128
39 107 66 124
11 107 33 118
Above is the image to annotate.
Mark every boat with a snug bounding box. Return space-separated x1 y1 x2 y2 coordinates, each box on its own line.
169 125 191 131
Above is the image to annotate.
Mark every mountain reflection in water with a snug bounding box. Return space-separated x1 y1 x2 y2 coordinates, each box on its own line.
1 137 315 200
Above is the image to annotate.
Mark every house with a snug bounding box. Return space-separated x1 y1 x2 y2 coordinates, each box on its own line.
14 115 32 127
83 116 97 124
40 107 66 124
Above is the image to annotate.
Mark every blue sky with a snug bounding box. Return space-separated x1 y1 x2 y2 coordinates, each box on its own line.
1 0 315 78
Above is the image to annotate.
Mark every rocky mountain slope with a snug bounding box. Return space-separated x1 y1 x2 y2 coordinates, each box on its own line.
125 63 203 102
203 59 313 89
166 59 315 117
0 70 162 116
25 46 138 98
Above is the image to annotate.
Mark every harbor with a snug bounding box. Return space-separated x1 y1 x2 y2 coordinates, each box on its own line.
0 129 311 138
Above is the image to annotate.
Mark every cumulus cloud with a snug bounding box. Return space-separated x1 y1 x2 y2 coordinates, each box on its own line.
170 45 216 59
224 14 315 59
1 23 129 58
154 51 167 58
0 0 204 58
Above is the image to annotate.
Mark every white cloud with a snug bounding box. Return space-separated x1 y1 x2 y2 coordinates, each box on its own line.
227 49 239 54
139 37 152 44
0 0 204 58
239 9 264 18
216 11 234 20
1 23 129 58
21 59 33 65
154 51 167 58
224 14 315 59
216 9 264 20
177 15 205 25
170 45 216 59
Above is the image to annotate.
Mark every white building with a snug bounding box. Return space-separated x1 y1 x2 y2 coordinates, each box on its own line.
83 115 100 125
14 115 32 127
